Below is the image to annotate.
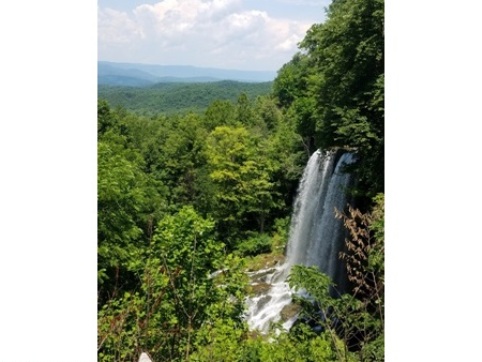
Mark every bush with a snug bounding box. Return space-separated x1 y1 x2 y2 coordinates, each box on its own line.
236 233 272 256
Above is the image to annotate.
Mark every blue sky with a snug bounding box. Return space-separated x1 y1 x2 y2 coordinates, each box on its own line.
98 0 332 71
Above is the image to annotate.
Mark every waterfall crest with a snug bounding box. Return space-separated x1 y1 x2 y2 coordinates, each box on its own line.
245 149 355 334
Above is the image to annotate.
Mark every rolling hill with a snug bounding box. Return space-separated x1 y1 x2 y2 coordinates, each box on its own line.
98 61 277 86
98 80 273 115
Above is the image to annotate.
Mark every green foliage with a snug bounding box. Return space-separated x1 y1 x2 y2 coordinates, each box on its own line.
204 125 282 245
203 99 237 130
288 266 380 361
236 233 272 257
273 53 314 109
309 0 384 197
97 136 148 293
370 193 384 244
273 0 384 198
97 102 168 302
235 92 254 125
252 95 283 131
98 207 248 362
272 53 319 156
98 99 116 136
98 81 272 116
289 193 385 361
97 95 299 247
256 326 340 362
192 321 341 362
191 316 247 362
152 113 210 210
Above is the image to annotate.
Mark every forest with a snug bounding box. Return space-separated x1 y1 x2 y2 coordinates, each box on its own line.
98 0 384 361
98 81 273 116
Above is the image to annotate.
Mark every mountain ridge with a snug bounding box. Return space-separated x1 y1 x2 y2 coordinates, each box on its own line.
98 61 277 86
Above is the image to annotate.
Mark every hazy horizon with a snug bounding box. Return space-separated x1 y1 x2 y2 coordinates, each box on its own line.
98 59 278 73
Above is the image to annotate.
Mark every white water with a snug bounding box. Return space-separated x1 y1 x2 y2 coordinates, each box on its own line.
245 150 355 334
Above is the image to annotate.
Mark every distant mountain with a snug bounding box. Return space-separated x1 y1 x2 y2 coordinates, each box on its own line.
98 75 155 87
98 61 276 86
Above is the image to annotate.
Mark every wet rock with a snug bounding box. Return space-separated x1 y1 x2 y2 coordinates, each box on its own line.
257 295 273 310
280 303 302 321
249 268 276 283
250 282 272 295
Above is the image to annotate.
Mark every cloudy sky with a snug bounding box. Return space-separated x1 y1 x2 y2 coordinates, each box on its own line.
98 0 332 71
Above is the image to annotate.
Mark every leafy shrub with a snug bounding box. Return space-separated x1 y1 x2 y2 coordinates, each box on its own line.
236 233 272 256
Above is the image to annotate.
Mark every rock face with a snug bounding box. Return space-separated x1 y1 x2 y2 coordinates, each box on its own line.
250 282 272 295
139 352 153 362
280 303 302 321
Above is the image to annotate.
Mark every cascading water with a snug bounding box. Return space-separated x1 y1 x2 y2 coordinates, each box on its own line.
245 149 356 334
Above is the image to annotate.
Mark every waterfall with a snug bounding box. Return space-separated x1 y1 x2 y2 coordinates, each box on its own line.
245 149 355 334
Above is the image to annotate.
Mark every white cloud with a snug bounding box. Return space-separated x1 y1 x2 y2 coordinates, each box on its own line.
98 7 144 44
276 33 302 51
98 0 314 70
276 0 324 5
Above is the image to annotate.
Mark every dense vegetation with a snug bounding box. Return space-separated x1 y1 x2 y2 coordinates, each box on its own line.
98 81 273 116
98 0 384 360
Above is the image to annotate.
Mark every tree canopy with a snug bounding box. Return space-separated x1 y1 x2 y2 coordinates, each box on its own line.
273 0 384 199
